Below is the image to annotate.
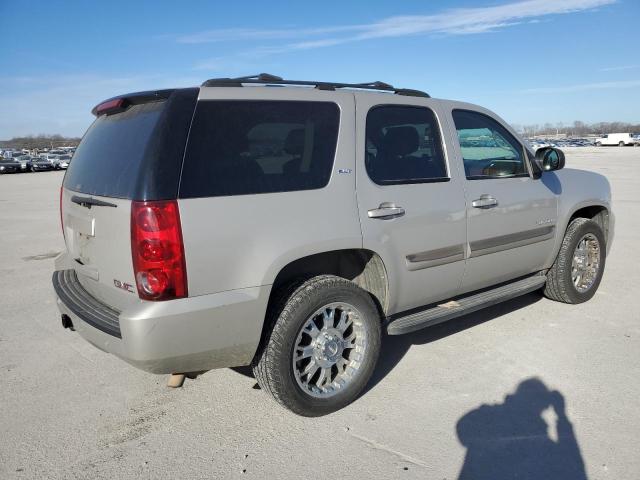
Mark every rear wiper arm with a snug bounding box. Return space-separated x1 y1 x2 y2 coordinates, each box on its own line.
70 195 117 209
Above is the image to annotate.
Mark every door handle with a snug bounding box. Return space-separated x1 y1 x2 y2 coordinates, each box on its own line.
471 195 498 209
368 202 405 219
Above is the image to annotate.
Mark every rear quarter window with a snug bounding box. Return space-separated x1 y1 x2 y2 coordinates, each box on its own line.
179 100 340 198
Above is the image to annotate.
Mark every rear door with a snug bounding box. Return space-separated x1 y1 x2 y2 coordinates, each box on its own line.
355 97 467 315
446 107 558 293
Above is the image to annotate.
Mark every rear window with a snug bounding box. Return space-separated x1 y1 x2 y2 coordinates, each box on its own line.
64 101 165 198
179 100 340 198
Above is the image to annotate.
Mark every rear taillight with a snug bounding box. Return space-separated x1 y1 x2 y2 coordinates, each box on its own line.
131 200 187 301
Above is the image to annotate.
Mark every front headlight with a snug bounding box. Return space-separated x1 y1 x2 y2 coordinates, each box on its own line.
21 164 26 169
0 166 5 171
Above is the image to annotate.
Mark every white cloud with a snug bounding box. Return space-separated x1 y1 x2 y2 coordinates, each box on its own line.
179 0 615 54
520 79 640 94
0 74 201 138
177 26 359 44
599 65 640 72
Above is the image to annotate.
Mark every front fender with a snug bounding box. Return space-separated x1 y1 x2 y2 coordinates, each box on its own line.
546 168 613 266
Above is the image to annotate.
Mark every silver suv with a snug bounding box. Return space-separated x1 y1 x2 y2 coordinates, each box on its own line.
53 74 614 416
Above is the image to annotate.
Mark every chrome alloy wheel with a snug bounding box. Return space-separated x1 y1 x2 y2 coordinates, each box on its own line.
571 233 601 293
292 302 367 398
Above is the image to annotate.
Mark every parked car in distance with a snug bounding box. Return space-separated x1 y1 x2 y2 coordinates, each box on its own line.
55 155 72 169
37 154 65 169
12 155 33 172
594 132 636 146
2 150 23 159
0 157 23 174
30 157 56 172
53 74 614 416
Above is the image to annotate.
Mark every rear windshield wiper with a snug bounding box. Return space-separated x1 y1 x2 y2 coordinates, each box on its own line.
70 195 117 209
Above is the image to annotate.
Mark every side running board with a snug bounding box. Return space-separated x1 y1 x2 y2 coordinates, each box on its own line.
386 274 546 335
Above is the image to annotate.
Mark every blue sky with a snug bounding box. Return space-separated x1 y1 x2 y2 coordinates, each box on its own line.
1 0 638 138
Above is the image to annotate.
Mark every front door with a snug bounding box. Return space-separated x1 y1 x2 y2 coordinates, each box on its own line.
447 108 558 293
355 98 467 315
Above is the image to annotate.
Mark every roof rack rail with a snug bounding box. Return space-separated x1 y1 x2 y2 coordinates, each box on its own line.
200 73 430 98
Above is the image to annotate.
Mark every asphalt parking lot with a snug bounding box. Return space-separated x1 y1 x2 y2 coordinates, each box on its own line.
1 147 639 479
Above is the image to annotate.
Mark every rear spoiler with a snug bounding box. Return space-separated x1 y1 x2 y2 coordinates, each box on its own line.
91 89 176 116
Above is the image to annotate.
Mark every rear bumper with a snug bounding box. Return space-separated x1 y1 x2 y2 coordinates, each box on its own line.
52 267 271 374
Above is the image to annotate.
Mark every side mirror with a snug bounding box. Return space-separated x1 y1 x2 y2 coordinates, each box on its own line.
534 147 565 172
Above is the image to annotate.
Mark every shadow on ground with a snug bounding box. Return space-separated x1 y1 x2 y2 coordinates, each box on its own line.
455 378 587 480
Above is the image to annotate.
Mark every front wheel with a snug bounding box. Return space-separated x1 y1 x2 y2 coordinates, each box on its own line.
253 275 381 416
544 218 606 304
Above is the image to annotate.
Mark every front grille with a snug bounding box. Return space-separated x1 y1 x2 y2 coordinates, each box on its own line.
52 269 122 338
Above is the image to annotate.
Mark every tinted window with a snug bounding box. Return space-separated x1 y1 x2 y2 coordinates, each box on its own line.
452 109 527 179
365 105 447 185
64 101 165 198
180 101 340 198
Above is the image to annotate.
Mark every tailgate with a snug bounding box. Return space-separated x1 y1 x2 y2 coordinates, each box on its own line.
59 89 198 310
62 189 136 311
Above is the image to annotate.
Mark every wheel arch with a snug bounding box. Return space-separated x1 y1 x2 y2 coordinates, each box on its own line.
268 249 390 318
546 201 611 269
567 204 610 245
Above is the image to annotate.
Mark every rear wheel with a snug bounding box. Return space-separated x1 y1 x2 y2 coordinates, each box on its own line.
595 142 602 147
619 141 625 147
253 275 381 416
544 218 606 304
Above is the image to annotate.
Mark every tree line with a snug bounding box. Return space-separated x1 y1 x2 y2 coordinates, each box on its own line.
512 121 640 137
0 134 81 150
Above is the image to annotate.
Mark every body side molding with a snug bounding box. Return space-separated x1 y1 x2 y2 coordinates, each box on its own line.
405 244 465 271
470 225 555 258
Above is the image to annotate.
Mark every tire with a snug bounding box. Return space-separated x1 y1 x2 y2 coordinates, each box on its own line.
619 141 625 147
252 275 381 416
544 218 606 304
595 142 602 147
